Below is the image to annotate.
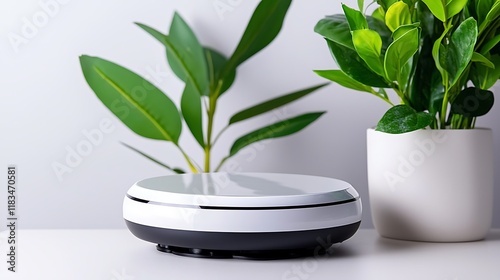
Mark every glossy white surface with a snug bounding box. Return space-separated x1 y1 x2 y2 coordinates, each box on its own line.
129 173 358 207
123 198 361 232
1 229 498 280
367 129 494 242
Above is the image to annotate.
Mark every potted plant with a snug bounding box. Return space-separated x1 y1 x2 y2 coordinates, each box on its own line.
79 0 326 174
315 0 499 241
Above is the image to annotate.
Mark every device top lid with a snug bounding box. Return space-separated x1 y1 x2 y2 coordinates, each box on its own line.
127 173 358 208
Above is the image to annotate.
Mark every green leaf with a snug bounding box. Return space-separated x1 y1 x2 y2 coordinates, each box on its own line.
135 21 208 95
378 0 398 11
358 0 365 12
384 27 419 82
472 52 495 68
432 25 452 79
446 0 468 19
224 0 291 72
480 34 500 54
451 87 495 117
421 0 446 22
385 1 412 32
121 142 185 174
229 84 328 125
476 0 496 26
79 55 182 143
444 17 478 86
327 39 390 88
229 112 325 156
472 55 500 89
376 105 434 134
342 4 368 31
393 23 420 40
372 7 386 22
367 16 393 54
479 1 500 32
204 47 236 96
315 15 355 49
181 82 204 147
314 70 374 93
352 29 385 76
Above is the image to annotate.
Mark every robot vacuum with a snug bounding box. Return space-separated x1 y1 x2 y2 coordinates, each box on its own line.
123 173 361 259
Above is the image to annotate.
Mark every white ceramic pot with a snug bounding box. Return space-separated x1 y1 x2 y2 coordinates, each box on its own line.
367 128 494 242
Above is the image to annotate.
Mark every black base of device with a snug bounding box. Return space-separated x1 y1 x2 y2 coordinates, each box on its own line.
125 220 360 259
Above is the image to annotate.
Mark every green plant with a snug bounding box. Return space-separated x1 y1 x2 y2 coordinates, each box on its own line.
315 0 499 133
80 0 326 173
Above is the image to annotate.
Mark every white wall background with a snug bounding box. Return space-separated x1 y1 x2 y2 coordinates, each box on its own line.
1 0 499 231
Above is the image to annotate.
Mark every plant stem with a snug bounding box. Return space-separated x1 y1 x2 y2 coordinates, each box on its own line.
214 155 230 172
212 125 229 146
204 81 223 172
178 145 199 173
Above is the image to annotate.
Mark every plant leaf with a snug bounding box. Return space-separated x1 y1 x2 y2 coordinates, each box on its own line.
451 87 494 117
121 142 185 174
228 84 328 125
136 17 208 96
444 17 478 86
358 0 364 12
352 29 385 76
480 34 500 54
315 15 355 49
385 1 412 32
479 1 500 32
204 47 236 96
421 0 446 22
342 4 368 31
472 52 495 68
384 27 419 82
378 0 398 11
476 0 496 26
327 39 390 88
181 82 204 147
224 0 292 74
314 70 374 93
229 112 325 156
446 0 468 19
376 105 434 134
472 54 500 89
372 7 386 22
79 55 182 143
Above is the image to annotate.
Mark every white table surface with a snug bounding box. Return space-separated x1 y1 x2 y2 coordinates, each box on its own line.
0 229 499 280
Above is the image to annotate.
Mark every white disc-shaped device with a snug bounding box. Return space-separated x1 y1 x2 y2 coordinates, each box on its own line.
123 173 361 259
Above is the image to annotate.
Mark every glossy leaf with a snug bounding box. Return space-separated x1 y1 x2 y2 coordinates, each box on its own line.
79 55 182 143
471 52 495 68
384 27 419 82
135 22 208 95
376 105 434 134
342 4 368 31
432 25 452 79
479 1 500 32
224 0 291 74
378 0 398 11
121 142 185 174
352 29 385 76
451 87 495 117
327 39 390 88
385 1 412 32
372 7 386 22
472 55 500 89
421 0 446 22
314 70 374 93
393 23 420 40
446 0 468 19
229 112 325 156
476 0 496 26
229 84 328 125
367 16 393 54
204 47 236 96
444 17 478 86
480 34 500 54
181 82 204 147
358 0 364 12
315 15 354 49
